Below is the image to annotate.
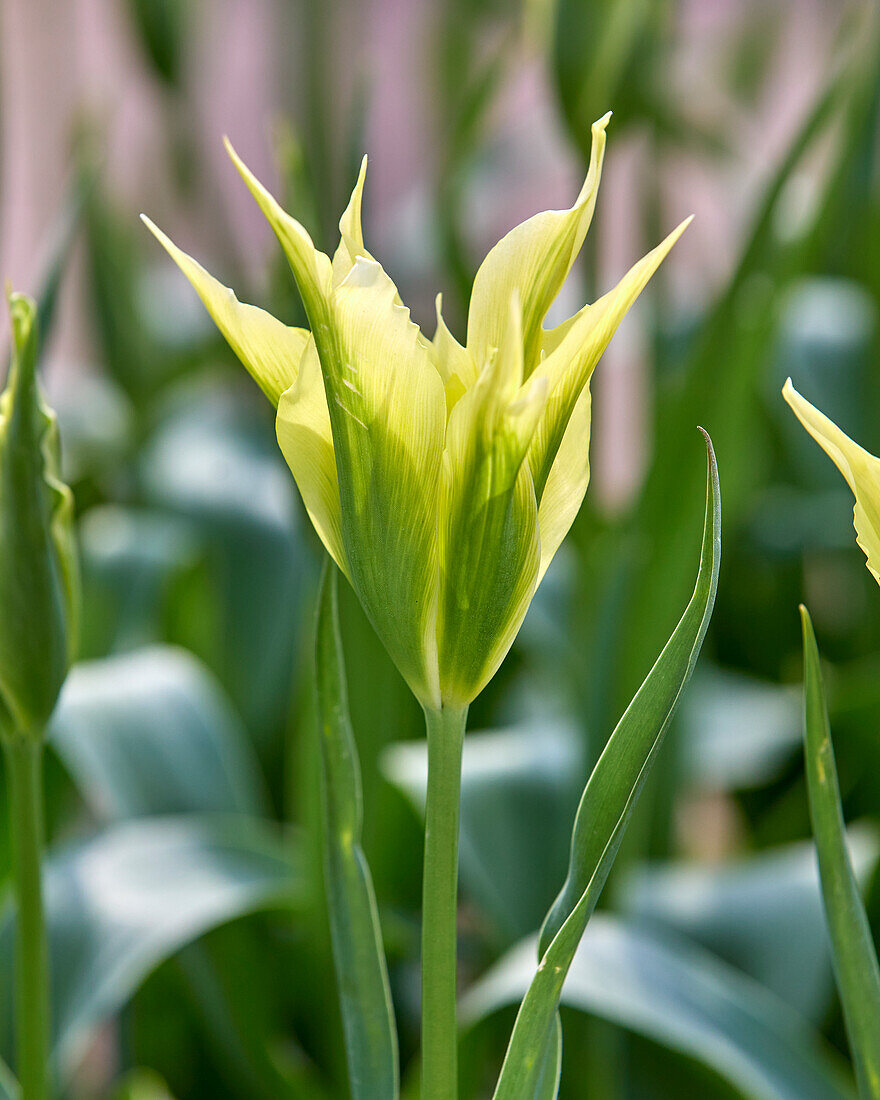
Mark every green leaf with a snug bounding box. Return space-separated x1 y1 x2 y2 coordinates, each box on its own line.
463 915 855 1100
0 1059 17 1100
49 645 268 819
315 564 399 1100
0 816 303 1081
800 606 880 1100
140 382 309 741
491 431 720 1100
621 830 880 1021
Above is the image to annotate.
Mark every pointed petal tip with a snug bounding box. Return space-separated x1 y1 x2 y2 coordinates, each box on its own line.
594 110 613 130
139 214 176 257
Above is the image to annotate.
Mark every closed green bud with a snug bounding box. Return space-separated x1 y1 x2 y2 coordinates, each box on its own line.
0 290 79 738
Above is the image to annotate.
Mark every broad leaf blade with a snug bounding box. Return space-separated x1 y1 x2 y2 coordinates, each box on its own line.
492 432 720 1099
49 645 268 819
464 916 855 1100
800 607 880 1100
315 564 399 1100
621 830 880 1021
0 816 303 1081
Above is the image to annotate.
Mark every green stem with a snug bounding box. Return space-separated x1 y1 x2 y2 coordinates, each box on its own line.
421 703 467 1100
3 736 49 1100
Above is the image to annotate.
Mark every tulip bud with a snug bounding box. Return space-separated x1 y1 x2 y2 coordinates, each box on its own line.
0 291 79 737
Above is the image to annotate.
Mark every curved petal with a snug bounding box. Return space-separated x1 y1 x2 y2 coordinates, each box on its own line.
536 384 592 583
224 138 333 326
332 155 370 287
141 216 309 407
783 379 880 583
276 338 347 575
329 258 447 708
529 217 691 501
466 113 610 378
437 305 547 704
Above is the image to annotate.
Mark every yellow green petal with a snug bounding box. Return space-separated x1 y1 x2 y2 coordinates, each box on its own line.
431 294 477 415
466 112 610 378
437 303 547 703
224 138 333 326
529 216 691 502
141 216 309 407
783 379 880 583
332 155 370 287
536 384 591 583
328 257 447 707
276 338 347 575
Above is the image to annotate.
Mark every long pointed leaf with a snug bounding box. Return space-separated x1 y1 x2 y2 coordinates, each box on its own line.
492 431 720 1099
315 563 399 1100
800 606 880 1100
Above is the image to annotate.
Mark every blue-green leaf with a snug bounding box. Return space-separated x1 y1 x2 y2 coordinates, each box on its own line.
800 606 880 1100
463 916 854 1100
49 645 268 819
315 564 399 1099
621 830 879 1021
0 816 303 1081
492 432 720 1099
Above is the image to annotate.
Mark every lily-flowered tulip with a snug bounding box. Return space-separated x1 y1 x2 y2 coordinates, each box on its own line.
784 378 880 584
143 115 688 709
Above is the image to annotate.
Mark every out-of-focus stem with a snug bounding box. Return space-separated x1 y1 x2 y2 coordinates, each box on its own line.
4 735 49 1100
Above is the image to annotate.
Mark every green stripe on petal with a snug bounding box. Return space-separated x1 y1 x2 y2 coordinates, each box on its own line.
328 257 446 708
783 379 880 584
466 112 611 379
141 216 310 407
438 304 547 704
530 217 691 503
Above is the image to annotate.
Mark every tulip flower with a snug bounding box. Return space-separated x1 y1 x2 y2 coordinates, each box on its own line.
143 114 688 711
783 378 880 584
145 115 689 1100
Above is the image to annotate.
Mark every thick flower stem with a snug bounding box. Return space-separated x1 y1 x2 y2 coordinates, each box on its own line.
3 736 49 1100
421 703 468 1100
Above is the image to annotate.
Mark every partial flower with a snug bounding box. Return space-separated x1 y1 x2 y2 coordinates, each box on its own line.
0 291 79 736
144 115 688 709
783 378 880 584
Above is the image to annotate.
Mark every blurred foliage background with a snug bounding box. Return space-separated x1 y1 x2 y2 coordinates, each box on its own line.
2 0 880 1097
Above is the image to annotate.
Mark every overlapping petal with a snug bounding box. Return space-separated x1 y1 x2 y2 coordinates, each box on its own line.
437 303 547 703
466 113 610 379
328 257 446 706
783 379 880 583
226 148 447 706
276 338 346 574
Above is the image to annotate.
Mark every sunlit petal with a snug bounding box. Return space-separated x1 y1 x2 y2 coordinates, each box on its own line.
141 216 309 407
466 113 610 378
783 379 880 583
